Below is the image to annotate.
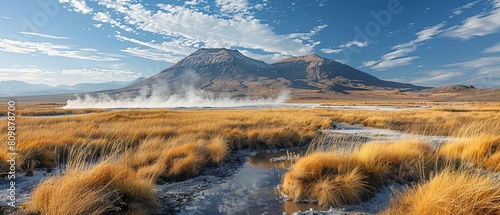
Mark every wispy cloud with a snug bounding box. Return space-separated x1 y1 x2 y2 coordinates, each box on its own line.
482 42 500 53
409 56 500 87
0 65 55 82
370 56 420 71
92 12 133 32
410 71 464 86
58 0 92 14
116 35 195 57
61 68 141 80
216 0 250 17
320 48 342 54
57 0 323 60
321 40 370 54
0 38 121 61
449 0 479 18
362 23 445 71
2 16 11 19
443 0 500 40
121 47 183 63
18 32 70 40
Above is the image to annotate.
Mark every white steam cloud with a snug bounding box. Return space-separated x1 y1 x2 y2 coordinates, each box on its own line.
63 87 291 109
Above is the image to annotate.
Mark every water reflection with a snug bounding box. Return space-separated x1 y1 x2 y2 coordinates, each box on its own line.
181 151 325 215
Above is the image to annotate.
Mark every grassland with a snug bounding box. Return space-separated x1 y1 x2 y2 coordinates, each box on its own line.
280 103 500 214
1 102 499 214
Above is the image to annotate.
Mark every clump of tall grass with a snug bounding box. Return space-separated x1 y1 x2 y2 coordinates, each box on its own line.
25 147 159 215
380 169 500 215
281 140 441 207
281 152 383 207
440 135 500 171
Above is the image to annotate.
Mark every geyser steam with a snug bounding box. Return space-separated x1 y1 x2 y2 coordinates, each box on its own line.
63 87 291 109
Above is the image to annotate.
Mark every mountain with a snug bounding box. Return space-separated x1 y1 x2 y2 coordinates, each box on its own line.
273 54 426 93
1 78 145 96
122 48 288 95
122 48 426 96
1 81 55 96
421 85 476 93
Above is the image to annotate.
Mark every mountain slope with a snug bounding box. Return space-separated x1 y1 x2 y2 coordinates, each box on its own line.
273 54 426 93
121 48 427 96
124 48 288 95
1 78 145 96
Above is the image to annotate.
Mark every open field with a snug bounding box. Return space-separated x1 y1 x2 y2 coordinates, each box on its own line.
0 102 499 214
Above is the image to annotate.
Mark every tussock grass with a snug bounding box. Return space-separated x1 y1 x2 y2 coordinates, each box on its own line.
381 169 500 215
440 135 500 169
282 104 499 209
0 109 331 176
14 109 330 214
26 147 159 215
282 152 382 207
281 140 440 207
354 140 441 182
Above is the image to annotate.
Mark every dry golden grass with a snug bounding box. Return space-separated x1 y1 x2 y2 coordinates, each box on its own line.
381 169 500 215
4 103 498 213
10 109 330 214
354 140 441 182
281 152 383 207
281 140 441 207
282 104 500 209
316 106 500 136
0 109 331 178
26 147 159 215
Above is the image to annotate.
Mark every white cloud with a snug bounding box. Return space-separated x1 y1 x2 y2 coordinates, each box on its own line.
450 0 479 17
61 68 140 81
288 24 328 45
0 66 55 83
93 23 103 28
185 0 207 6
321 48 342 54
482 42 500 53
216 0 250 15
18 32 70 40
93 1 318 57
382 46 417 60
58 0 92 14
93 12 133 32
409 56 500 87
116 35 195 57
340 40 369 49
361 60 379 67
321 40 370 56
2 16 11 19
445 56 500 68
410 71 465 86
365 23 444 71
0 38 121 61
370 56 420 71
238 50 289 63
121 47 183 63
443 0 500 40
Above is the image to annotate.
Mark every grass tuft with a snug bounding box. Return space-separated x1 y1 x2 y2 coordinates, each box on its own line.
381 169 500 215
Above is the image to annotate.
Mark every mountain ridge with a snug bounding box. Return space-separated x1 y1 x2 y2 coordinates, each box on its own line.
0 78 145 96
123 48 427 96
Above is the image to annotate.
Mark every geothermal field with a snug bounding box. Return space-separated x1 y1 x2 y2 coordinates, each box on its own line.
2 1 500 214
0 94 499 214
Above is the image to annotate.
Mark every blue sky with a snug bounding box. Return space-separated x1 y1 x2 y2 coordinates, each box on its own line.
0 0 499 88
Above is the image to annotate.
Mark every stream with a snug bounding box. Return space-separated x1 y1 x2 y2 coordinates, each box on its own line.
177 123 452 215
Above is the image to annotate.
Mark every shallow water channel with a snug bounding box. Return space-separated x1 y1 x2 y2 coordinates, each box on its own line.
179 123 452 215
180 150 325 215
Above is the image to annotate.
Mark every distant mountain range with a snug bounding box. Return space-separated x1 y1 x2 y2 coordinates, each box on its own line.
117 48 427 96
4 48 500 102
0 77 145 96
